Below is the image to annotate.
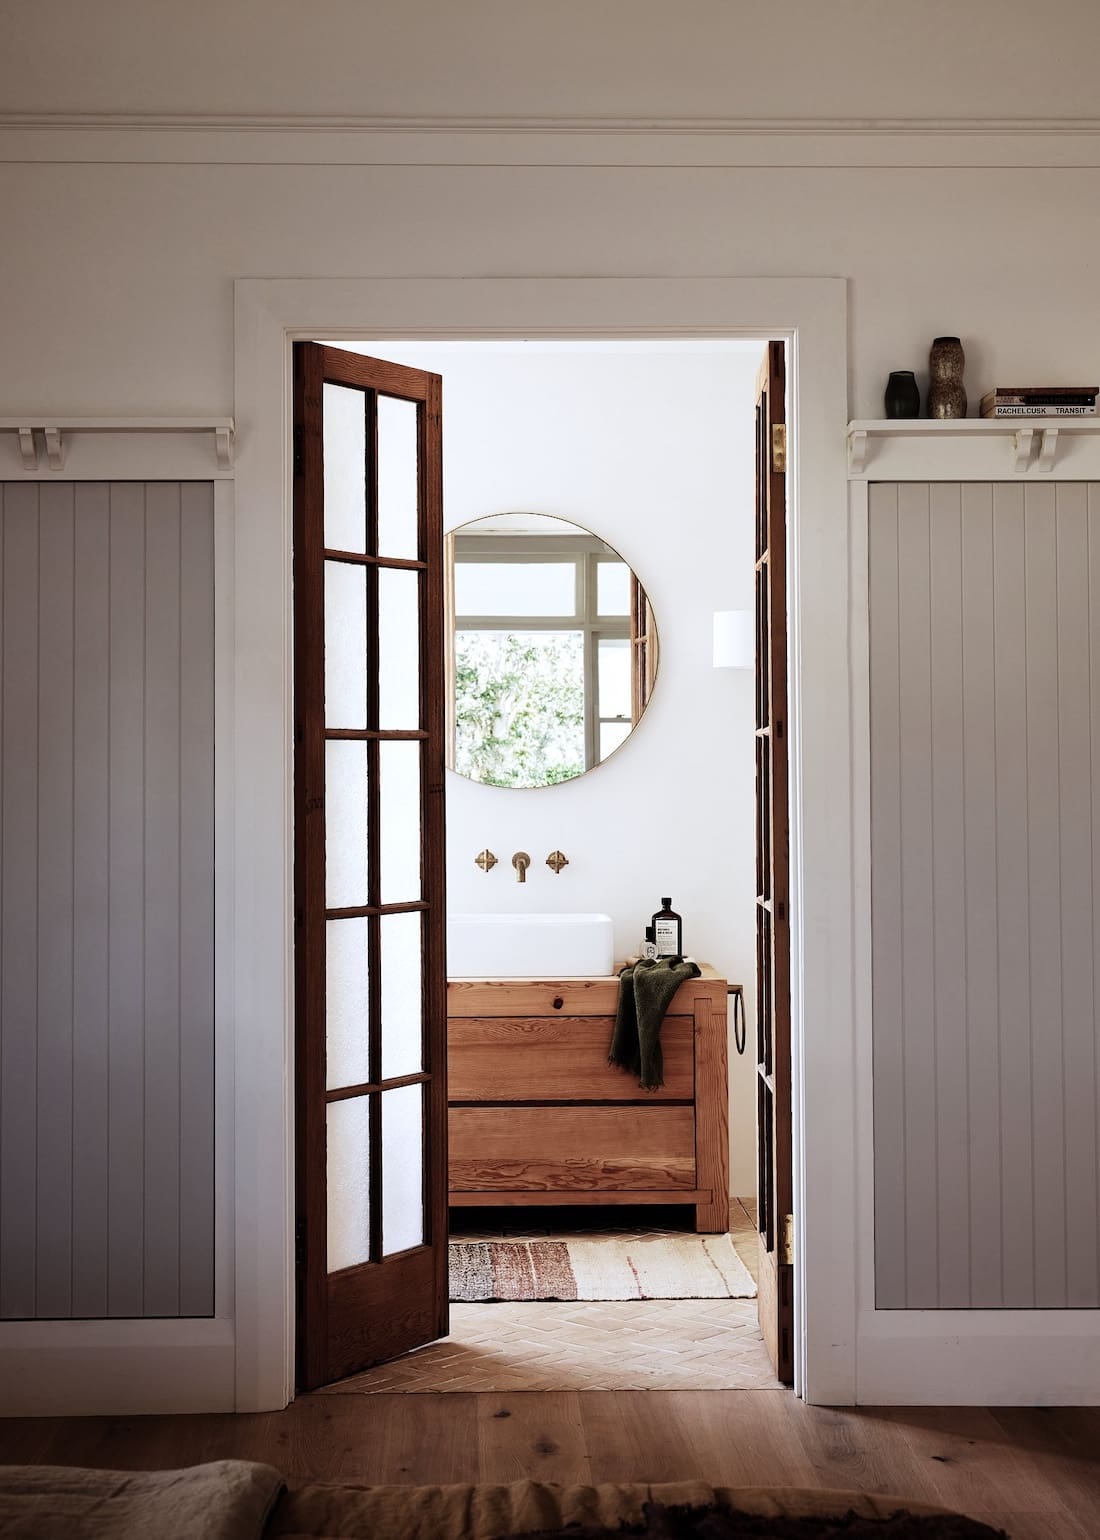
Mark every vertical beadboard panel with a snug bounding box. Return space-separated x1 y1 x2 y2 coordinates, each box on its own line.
107 483 147 1316
928 484 970 1308
1055 483 1098 1307
0 485 39 1318
896 483 939 1308
873 479 1100 1310
960 483 1003 1308
71 482 112 1317
992 482 1035 1307
869 483 907 1308
142 483 182 1317
35 483 76 1319
0 480 215 1320
178 483 215 1316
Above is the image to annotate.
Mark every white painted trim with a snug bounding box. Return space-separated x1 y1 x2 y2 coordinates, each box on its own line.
233 275 852 1409
849 471 1100 1407
0 472 237 1418
5 120 1100 170
848 418 1100 480
0 1319 235 1417
7 111 1100 135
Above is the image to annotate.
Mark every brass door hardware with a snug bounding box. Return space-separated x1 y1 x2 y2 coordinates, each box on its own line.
474 849 498 873
546 850 569 874
511 851 531 883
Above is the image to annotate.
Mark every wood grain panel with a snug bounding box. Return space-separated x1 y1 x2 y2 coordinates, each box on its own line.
871 479 1100 1311
447 971 720 1019
450 1106 696 1191
447 1016 693 1102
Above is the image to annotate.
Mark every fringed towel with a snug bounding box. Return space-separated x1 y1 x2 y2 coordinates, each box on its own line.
609 956 700 1091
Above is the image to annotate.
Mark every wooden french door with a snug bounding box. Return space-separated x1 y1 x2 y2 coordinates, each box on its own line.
754 341 794 1385
293 342 448 1390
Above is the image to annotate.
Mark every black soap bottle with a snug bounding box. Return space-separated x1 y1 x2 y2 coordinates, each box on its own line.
651 897 683 958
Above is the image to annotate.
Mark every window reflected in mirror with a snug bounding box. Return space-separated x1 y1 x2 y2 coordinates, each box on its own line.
445 513 659 789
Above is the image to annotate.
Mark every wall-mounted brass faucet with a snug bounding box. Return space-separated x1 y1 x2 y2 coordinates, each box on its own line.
474 849 498 873
511 851 531 883
546 850 569 875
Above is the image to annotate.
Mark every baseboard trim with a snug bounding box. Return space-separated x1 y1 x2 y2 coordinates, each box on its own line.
0 1319 236 1416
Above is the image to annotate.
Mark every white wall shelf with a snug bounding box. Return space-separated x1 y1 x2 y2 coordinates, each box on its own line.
0 417 235 475
848 417 1100 480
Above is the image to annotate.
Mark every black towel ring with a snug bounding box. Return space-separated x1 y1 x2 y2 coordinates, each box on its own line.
728 986 747 1056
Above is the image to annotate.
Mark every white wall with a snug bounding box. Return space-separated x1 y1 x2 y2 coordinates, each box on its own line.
4 0 1100 1410
343 340 761 1192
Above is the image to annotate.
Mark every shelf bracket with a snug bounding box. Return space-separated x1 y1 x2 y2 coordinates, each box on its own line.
214 424 234 471
17 427 37 471
1037 426 1059 473
43 426 64 471
1012 428 1035 473
847 428 869 475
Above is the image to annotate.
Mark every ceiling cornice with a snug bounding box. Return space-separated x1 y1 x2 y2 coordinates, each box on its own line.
4 112 1100 136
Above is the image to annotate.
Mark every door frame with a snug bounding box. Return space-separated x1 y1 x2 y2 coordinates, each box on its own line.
233 275 852 1410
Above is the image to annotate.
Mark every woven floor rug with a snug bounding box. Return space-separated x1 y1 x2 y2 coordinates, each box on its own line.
449 1233 756 1302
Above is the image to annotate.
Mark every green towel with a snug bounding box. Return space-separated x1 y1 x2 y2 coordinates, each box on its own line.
609 956 700 1091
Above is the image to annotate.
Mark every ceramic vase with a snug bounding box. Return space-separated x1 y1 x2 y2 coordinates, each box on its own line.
884 370 920 419
927 336 967 419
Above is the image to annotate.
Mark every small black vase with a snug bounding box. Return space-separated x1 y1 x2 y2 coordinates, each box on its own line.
884 370 920 419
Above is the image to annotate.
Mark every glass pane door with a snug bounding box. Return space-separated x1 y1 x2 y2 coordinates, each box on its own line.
294 343 446 1390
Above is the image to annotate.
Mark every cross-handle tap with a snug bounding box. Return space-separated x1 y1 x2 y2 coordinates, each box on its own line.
511 851 531 883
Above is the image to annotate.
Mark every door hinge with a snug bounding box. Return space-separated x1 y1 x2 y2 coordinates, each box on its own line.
293 424 304 478
771 423 787 474
780 1212 795 1266
295 1218 306 1271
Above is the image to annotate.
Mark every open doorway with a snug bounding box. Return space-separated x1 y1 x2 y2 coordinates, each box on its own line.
292 336 792 1394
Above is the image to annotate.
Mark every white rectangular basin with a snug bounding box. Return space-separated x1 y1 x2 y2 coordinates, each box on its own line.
447 912 615 978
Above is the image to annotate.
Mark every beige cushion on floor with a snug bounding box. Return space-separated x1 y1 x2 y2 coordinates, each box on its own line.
270 1479 956 1539
0 1461 286 1540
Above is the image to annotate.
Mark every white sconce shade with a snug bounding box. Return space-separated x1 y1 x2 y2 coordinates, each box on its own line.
713 609 754 669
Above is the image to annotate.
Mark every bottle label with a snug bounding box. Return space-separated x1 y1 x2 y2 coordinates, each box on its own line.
654 918 679 956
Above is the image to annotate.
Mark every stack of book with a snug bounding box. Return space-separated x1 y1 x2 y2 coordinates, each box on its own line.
980 386 1098 418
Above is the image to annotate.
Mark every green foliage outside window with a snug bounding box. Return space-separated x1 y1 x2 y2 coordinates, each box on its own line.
453 631 584 788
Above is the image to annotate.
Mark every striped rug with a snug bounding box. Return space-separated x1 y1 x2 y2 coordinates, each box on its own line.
449 1233 756 1303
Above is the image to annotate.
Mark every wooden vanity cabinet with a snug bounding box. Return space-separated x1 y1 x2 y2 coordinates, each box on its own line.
446 966 730 1232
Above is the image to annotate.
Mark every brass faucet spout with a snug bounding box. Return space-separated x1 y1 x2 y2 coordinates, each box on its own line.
512 851 531 883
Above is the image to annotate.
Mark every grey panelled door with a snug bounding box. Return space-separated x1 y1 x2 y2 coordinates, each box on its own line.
0 481 215 1320
871 481 1100 1309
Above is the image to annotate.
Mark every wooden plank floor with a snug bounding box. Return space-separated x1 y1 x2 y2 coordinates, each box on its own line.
2 1396 1100 1536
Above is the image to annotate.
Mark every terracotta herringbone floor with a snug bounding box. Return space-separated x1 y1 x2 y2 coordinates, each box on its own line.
324 1200 781 1394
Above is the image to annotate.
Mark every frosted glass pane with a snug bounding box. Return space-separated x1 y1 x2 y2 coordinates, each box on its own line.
378 567 420 729
381 911 423 1078
377 395 419 561
597 560 631 616
599 719 632 760
382 1084 424 1256
324 560 368 729
379 741 421 904
326 740 369 908
598 637 632 720
323 383 366 553
327 1096 370 1272
455 561 577 617
326 918 370 1090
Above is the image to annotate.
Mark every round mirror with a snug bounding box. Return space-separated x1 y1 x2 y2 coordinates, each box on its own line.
445 513 660 789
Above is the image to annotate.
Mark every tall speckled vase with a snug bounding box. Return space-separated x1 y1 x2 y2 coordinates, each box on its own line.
927 336 967 418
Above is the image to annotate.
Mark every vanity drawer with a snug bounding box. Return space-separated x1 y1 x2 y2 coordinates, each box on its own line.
449 1105 696 1192
447 1016 694 1102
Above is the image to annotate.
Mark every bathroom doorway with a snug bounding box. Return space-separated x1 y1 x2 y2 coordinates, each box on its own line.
293 335 792 1394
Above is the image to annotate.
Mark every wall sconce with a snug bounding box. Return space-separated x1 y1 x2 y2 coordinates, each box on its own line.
713 610 754 669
